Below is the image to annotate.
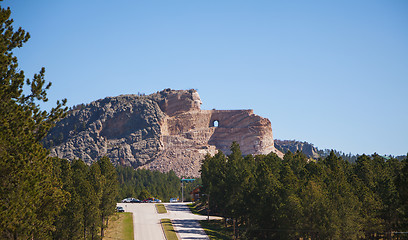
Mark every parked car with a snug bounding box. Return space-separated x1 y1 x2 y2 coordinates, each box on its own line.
122 197 140 203
116 206 124 212
143 198 154 203
170 198 178 203
142 197 161 203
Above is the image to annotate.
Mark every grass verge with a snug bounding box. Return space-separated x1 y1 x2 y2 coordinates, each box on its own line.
104 212 134 240
156 203 167 213
189 202 232 240
161 218 179 240
187 201 208 215
199 219 233 240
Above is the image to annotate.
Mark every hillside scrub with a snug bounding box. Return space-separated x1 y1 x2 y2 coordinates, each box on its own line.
201 142 408 240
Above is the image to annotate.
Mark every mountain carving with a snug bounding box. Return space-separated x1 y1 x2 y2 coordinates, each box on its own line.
45 89 283 177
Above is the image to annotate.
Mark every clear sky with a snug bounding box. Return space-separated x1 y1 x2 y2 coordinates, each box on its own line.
4 0 408 156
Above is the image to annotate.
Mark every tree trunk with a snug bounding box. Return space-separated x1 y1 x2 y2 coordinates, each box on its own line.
101 214 105 238
207 194 210 221
233 218 236 240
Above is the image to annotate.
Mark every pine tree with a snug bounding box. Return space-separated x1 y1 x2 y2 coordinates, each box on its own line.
87 163 102 240
52 158 75 240
0 4 68 239
98 156 118 238
396 155 408 231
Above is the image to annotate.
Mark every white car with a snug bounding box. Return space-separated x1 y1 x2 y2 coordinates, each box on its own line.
122 198 136 203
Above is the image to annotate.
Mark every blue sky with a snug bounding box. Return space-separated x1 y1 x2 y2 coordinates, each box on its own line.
4 0 408 156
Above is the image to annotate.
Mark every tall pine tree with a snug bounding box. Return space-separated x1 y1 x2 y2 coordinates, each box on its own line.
98 156 118 238
0 4 68 239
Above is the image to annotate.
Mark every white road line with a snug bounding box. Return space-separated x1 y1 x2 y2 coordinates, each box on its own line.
117 202 222 240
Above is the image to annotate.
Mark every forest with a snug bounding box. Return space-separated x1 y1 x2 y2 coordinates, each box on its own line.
51 156 118 239
116 166 180 201
1 2 407 239
201 142 408 240
116 165 200 202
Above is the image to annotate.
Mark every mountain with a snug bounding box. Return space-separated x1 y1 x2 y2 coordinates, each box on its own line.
44 89 283 177
274 139 320 159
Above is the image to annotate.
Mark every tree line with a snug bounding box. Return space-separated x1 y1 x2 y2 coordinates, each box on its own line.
116 166 181 201
0 5 118 239
51 156 118 240
201 142 408 240
116 165 200 202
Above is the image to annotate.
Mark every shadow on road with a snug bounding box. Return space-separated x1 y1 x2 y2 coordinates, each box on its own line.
171 219 208 239
165 204 189 212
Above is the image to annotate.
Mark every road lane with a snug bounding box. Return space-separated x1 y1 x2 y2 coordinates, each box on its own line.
164 203 222 240
117 202 221 240
117 203 165 240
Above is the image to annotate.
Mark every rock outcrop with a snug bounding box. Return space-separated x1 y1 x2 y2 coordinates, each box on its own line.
274 139 320 159
45 89 282 177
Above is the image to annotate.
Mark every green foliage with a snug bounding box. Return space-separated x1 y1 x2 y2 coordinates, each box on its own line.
396 155 408 230
201 143 408 240
199 219 234 240
52 157 118 240
138 189 151 200
98 156 119 237
116 166 181 201
0 4 68 239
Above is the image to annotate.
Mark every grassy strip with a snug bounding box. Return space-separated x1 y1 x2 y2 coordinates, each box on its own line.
104 212 134 240
161 218 179 240
189 202 232 240
199 219 233 240
156 203 167 213
187 202 208 215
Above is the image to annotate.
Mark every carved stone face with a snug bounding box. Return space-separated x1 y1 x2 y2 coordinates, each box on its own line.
191 91 202 109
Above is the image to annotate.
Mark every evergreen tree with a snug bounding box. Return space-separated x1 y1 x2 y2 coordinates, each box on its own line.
225 142 254 238
98 156 118 238
320 151 363 239
200 144 407 239
201 151 228 218
250 153 282 239
353 155 385 237
70 159 91 239
138 189 151 200
0 4 67 239
396 155 408 231
52 158 75 240
87 163 102 240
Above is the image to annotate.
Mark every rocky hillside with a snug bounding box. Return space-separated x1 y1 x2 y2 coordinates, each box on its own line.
45 89 282 177
274 139 320 159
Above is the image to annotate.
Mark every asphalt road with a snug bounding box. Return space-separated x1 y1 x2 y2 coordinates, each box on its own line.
117 202 221 240
118 202 165 240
